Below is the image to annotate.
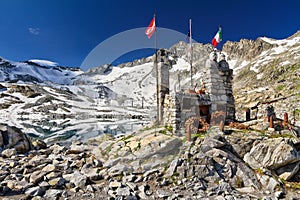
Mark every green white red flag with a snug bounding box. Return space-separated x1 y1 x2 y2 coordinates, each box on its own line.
212 27 222 48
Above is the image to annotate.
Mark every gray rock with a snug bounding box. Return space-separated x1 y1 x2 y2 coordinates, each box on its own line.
156 189 171 198
204 137 226 148
49 144 67 154
46 172 62 180
25 186 45 196
86 184 96 192
39 181 50 188
103 157 121 168
48 177 66 187
29 155 52 167
144 168 159 177
266 177 278 192
1 148 17 158
69 171 87 188
236 162 261 190
29 170 48 184
44 189 63 199
81 163 100 180
126 196 138 200
116 187 131 196
108 163 132 176
165 158 179 177
41 164 57 173
244 138 300 170
216 181 233 194
32 140 47 150
108 189 116 198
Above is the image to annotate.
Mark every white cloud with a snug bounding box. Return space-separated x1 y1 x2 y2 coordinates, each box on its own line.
28 27 40 35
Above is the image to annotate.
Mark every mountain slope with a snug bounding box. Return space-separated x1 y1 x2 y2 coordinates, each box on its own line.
223 31 300 120
0 58 83 85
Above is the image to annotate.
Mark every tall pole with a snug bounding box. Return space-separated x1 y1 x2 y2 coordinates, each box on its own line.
189 19 193 88
154 14 160 125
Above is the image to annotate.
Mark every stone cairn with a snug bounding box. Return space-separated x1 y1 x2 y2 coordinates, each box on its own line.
163 51 235 135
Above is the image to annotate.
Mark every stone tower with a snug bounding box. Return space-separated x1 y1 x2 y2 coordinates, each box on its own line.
156 49 170 124
201 51 235 124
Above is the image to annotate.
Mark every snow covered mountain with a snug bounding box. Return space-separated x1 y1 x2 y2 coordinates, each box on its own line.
0 58 83 85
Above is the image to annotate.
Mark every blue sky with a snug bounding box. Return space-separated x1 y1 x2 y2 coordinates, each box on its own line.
0 0 299 71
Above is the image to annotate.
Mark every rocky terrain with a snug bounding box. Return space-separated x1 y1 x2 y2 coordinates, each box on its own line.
222 31 300 122
1 120 300 199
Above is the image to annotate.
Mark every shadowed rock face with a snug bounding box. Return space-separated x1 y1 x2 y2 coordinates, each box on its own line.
222 38 276 61
0 125 32 154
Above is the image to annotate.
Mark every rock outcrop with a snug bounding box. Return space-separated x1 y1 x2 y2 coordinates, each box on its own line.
222 38 276 61
0 125 32 155
1 125 300 199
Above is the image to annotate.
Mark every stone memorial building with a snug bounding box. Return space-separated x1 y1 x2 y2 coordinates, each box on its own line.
156 49 235 134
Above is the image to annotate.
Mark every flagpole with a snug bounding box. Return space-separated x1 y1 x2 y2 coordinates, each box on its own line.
189 19 193 88
154 13 160 125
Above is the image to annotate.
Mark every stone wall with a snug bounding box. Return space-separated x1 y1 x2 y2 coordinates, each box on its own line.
163 92 211 134
218 70 235 122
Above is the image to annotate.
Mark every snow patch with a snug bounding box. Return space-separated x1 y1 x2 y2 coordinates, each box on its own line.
247 87 269 94
280 60 291 66
250 65 259 73
170 58 189 71
257 73 263 80
271 46 287 55
233 60 250 74
260 37 287 45
29 59 58 67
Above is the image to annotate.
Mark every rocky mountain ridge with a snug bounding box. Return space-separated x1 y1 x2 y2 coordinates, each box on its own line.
222 32 300 121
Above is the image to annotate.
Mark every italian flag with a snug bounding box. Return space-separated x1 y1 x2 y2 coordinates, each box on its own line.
212 27 222 48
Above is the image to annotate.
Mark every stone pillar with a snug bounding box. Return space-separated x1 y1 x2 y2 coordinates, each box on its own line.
157 50 170 124
202 52 227 126
218 53 235 122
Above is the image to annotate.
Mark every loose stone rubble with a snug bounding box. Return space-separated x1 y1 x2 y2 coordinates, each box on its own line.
1 124 300 199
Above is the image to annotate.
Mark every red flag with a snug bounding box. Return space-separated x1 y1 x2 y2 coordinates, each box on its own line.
145 17 156 39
